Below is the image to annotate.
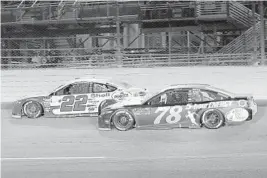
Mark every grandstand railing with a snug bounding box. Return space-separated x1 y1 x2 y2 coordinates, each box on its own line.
1 1 255 24
228 1 260 27
196 1 227 16
1 53 262 69
217 1 263 54
217 22 261 54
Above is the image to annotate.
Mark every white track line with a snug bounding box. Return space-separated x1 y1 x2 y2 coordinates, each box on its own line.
1 156 106 161
2 152 267 162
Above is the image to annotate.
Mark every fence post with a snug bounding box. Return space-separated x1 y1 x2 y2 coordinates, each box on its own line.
168 25 172 66
187 31 190 65
252 1 257 64
116 1 122 67
226 1 230 18
259 1 266 65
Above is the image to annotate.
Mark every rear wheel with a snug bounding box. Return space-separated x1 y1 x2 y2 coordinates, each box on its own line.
201 109 224 129
112 110 135 131
23 101 43 118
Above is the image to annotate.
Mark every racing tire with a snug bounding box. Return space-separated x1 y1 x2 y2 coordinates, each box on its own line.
201 109 224 129
98 99 117 115
23 101 43 118
112 110 135 131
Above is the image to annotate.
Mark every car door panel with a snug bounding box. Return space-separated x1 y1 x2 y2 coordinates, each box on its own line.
133 105 193 128
51 94 92 115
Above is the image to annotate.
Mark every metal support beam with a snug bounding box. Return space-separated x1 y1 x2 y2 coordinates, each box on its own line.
259 1 265 65
127 32 142 48
168 24 172 65
100 38 111 48
31 0 38 7
116 2 122 65
189 31 213 48
187 31 190 64
17 0 25 8
213 26 217 52
252 1 257 63
77 36 91 48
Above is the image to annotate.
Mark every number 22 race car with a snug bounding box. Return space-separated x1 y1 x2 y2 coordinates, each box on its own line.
98 84 258 131
12 78 149 118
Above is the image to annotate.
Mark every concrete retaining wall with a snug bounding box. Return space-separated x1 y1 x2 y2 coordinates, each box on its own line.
1 66 267 102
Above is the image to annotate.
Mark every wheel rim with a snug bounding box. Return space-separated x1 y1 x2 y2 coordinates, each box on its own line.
113 112 134 131
204 112 222 128
117 115 130 127
25 102 40 117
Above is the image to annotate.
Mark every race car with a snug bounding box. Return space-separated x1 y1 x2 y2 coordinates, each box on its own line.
12 78 149 118
98 84 258 131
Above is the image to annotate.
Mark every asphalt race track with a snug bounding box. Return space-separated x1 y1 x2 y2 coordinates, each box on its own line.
2 100 267 178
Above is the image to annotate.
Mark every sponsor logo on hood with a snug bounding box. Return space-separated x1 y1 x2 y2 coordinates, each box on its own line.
112 92 131 100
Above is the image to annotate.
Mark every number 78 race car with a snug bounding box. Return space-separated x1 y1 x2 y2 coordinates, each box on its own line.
98 84 258 131
12 78 149 118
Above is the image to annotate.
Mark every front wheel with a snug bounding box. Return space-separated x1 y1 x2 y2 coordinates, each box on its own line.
201 109 224 129
23 101 43 118
112 110 135 131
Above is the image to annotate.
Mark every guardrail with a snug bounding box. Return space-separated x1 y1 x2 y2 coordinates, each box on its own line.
1 53 261 69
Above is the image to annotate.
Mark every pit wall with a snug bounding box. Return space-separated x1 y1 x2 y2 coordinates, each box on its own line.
1 66 267 102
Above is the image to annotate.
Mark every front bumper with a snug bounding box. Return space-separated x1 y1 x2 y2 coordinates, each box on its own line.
11 114 22 119
97 115 112 130
11 101 23 118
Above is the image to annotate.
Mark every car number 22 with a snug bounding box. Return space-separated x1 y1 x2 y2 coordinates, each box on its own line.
60 95 88 112
154 106 183 124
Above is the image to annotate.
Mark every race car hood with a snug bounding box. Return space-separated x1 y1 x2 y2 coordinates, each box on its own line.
105 98 144 110
232 93 254 99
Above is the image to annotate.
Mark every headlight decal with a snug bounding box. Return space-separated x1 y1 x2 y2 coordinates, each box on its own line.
226 108 249 122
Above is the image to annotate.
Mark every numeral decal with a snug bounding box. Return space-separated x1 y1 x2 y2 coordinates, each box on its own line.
166 106 182 124
60 95 88 112
154 107 170 124
154 106 183 125
73 95 88 111
60 96 75 112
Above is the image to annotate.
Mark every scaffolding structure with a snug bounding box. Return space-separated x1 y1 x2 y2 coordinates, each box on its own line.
1 0 266 67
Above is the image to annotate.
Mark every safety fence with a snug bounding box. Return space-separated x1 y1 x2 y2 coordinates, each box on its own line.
1 52 265 69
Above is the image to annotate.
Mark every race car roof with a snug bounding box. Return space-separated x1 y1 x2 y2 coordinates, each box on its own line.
162 84 211 91
161 84 235 97
61 77 133 89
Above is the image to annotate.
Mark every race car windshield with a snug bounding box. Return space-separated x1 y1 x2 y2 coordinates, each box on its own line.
208 86 235 96
111 80 133 89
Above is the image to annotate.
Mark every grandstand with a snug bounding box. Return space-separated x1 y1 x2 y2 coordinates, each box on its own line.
1 0 267 68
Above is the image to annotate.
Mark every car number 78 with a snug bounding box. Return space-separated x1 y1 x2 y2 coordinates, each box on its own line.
154 106 183 124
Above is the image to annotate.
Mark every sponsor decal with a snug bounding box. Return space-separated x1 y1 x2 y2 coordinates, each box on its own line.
185 111 199 126
132 108 151 115
91 93 110 98
88 106 97 111
186 101 233 110
112 92 130 100
88 100 99 105
43 98 51 108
